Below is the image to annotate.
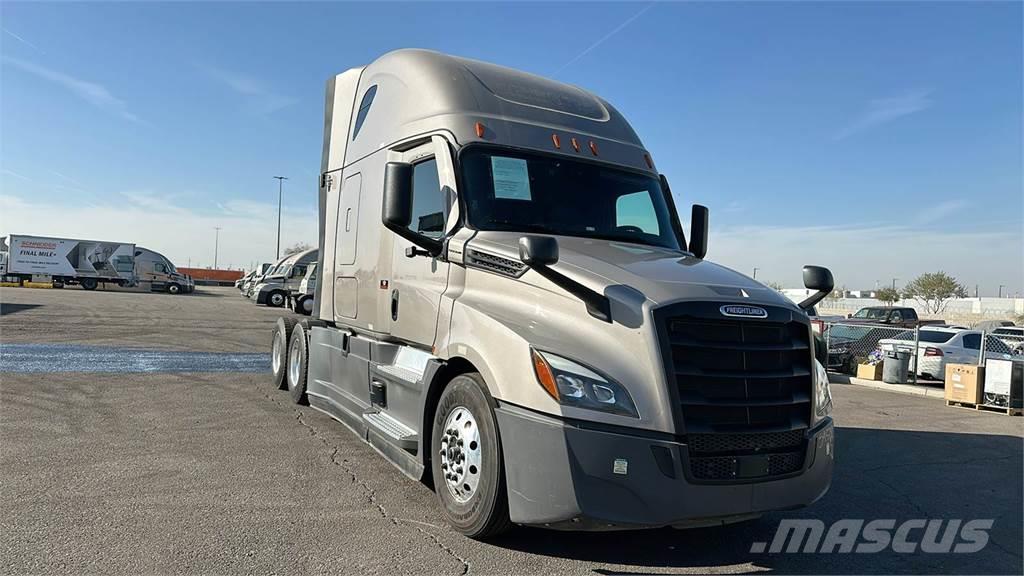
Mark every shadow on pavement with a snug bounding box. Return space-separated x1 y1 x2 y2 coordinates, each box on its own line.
487 428 1023 574
0 303 42 316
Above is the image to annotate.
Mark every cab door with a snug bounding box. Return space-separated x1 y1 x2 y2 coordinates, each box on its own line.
388 136 456 347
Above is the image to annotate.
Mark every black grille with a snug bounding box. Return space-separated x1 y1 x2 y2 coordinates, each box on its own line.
465 249 526 278
688 429 806 454
689 452 806 481
656 302 813 482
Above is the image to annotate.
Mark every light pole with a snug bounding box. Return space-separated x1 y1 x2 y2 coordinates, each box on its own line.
999 285 1005 298
273 176 288 259
214 227 222 269
752 267 759 280
891 277 898 291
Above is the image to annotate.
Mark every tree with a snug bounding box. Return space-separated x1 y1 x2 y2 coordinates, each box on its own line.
876 286 901 306
283 242 313 256
902 272 968 314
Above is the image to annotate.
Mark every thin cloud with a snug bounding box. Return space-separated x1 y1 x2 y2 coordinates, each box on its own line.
553 2 656 76
917 199 967 225
1 168 35 183
712 221 1020 292
834 90 932 140
2 28 43 53
198 64 297 115
50 170 86 188
3 56 142 123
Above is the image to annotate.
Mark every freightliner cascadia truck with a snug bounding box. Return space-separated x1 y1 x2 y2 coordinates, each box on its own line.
269 49 836 538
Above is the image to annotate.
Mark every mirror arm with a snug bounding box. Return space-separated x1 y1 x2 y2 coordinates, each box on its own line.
531 266 611 323
798 291 829 311
385 222 443 258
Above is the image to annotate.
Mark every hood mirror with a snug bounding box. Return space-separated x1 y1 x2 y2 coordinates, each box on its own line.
798 265 834 311
518 236 559 267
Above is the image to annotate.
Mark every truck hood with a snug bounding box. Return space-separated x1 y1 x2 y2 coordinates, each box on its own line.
467 232 798 309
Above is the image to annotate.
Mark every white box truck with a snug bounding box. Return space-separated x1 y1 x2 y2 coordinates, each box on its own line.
268 50 836 538
5 234 136 290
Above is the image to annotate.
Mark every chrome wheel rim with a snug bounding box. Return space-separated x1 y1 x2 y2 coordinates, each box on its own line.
272 334 283 374
288 338 301 390
439 406 482 504
271 293 284 306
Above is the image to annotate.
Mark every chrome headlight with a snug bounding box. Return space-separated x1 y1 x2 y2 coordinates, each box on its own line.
531 349 639 418
814 358 833 421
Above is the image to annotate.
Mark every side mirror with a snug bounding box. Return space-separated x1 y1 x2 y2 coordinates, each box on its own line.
382 162 414 229
689 204 708 259
797 265 835 311
518 235 559 267
382 161 442 257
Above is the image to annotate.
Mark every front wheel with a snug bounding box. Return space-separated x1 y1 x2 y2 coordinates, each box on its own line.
80 278 98 291
167 283 181 295
431 373 511 539
268 290 286 308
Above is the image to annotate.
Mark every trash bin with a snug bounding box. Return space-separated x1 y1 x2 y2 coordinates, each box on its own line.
882 350 911 384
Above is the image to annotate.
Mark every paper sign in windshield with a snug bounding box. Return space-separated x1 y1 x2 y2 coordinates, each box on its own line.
491 157 532 201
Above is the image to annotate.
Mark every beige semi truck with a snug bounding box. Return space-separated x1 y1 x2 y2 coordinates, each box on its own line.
269 49 836 538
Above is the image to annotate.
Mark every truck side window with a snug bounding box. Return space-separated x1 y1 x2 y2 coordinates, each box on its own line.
904 309 917 320
411 158 446 239
154 263 166 273
615 191 660 234
891 311 902 322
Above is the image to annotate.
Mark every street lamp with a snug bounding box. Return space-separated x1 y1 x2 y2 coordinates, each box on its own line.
999 285 1006 298
753 267 759 280
214 227 221 269
273 176 288 259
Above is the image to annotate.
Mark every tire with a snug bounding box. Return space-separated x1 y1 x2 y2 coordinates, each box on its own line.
271 316 298 390
268 290 287 308
80 278 98 291
430 372 512 539
167 283 181 295
287 323 309 405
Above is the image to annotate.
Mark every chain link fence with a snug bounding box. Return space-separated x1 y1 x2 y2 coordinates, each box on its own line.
823 322 1024 384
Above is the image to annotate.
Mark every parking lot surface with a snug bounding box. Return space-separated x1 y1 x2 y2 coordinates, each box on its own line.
2 286 1022 575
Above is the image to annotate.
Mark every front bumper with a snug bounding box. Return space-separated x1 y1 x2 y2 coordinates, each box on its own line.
495 403 834 530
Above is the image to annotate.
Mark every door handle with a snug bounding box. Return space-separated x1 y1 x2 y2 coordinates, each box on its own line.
391 289 399 321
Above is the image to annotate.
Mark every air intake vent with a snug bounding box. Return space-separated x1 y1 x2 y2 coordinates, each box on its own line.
465 249 526 278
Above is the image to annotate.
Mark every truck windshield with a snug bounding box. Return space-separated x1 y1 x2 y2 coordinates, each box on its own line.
460 148 681 250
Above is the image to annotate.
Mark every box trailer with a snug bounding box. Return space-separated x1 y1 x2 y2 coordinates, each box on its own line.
6 234 136 290
268 49 837 538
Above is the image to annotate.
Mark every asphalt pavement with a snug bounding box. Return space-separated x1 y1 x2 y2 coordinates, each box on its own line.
1 286 1021 575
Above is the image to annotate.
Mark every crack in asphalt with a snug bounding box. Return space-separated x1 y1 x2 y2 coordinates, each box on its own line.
261 389 471 575
859 453 1017 474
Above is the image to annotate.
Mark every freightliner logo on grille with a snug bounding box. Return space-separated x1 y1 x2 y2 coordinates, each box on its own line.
720 304 768 319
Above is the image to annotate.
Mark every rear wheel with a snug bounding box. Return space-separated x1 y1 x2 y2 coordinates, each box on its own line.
287 323 309 405
80 278 98 291
271 317 298 390
268 290 287 308
431 373 511 539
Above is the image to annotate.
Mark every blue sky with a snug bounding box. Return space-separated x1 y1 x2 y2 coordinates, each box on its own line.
1 1 1021 293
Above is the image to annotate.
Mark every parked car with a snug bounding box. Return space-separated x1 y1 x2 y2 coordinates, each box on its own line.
844 306 943 328
992 327 1024 354
877 328 1020 380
